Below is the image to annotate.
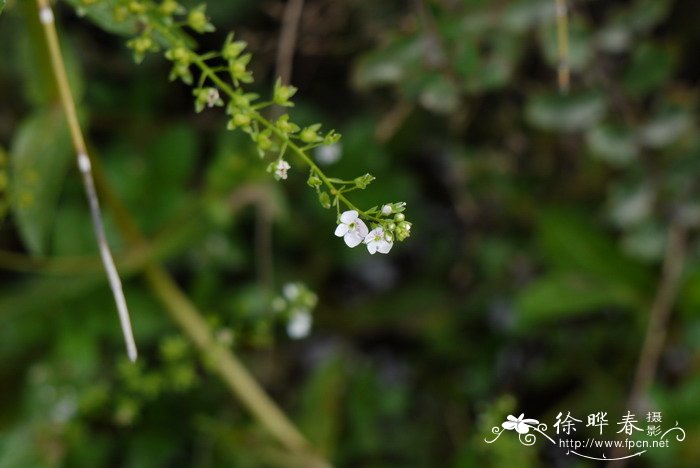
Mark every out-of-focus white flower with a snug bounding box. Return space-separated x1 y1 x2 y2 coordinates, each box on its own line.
364 227 393 255
283 283 300 300
315 143 342 165
287 308 312 339
334 210 369 248
381 204 392 216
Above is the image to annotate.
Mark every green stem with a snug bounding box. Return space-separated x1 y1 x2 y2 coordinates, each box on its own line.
151 21 383 223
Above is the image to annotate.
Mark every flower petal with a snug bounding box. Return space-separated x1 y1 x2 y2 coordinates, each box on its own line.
335 223 349 237
287 309 312 339
377 240 393 254
502 421 517 430
517 423 533 434
367 241 378 254
345 231 363 248
340 210 358 224
356 218 369 237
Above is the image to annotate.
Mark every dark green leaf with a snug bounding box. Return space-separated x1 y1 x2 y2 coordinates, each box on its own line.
516 272 639 325
536 209 652 290
622 43 675 96
9 109 73 255
526 92 605 131
586 124 639 166
352 36 424 89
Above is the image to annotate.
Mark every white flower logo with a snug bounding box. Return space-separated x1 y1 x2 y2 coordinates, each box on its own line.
364 227 393 255
502 414 539 434
334 210 369 248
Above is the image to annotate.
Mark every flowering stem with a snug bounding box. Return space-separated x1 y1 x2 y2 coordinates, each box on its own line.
149 20 384 224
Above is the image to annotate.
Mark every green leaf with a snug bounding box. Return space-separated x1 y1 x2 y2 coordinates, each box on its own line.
586 124 639 166
0 0 5 16
536 209 652 290
352 35 424 90
526 92 605 132
620 221 665 262
419 74 460 114
622 43 675 96
9 109 73 255
516 272 639 325
62 0 139 36
638 109 692 149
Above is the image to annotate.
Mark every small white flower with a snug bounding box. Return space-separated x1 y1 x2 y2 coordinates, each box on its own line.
334 210 369 248
206 88 221 107
287 308 312 339
364 227 393 255
274 159 291 180
381 204 392 216
502 414 539 434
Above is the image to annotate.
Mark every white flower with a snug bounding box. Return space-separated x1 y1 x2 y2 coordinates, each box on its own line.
274 159 291 180
283 283 300 300
334 210 368 248
381 204 392 216
502 414 539 434
315 143 342 165
287 308 312 339
206 88 221 107
364 227 393 255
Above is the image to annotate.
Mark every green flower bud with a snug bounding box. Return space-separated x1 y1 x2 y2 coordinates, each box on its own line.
256 131 272 151
159 0 181 16
223 39 247 61
354 173 375 189
276 114 300 134
128 1 146 14
318 191 331 209
273 78 297 106
228 112 251 129
300 124 322 143
394 213 405 222
188 5 215 33
307 173 322 188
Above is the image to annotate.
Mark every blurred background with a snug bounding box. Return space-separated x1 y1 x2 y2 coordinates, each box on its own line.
1 0 700 466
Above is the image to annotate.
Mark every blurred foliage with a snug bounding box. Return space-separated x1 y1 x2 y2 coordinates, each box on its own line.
1 0 700 466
